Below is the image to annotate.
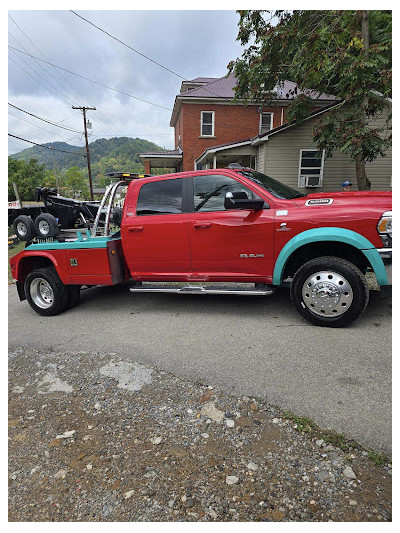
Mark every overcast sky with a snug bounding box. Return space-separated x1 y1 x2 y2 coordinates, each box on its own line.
8 9 245 155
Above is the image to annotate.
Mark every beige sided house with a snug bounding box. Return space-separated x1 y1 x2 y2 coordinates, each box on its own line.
195 102 392 192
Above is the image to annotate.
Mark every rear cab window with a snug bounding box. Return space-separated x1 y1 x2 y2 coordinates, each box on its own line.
136 178 184 216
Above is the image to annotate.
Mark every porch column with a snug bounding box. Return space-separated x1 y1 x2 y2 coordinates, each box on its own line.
144 160 151 174
213 154 217 169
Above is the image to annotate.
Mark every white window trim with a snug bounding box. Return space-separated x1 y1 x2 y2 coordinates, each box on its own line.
259 111 274 134
200 111 215 137
298 149 325 188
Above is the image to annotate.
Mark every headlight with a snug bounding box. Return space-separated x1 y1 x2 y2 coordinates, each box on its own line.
377 211 392 235
377 211 392 247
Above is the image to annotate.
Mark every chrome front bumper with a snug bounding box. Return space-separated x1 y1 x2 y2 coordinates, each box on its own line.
377 248 392 285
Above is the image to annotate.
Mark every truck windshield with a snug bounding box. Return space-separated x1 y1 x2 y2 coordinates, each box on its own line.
238 170 306 200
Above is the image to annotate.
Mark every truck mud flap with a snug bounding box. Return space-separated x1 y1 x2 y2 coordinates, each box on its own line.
16 281 26 301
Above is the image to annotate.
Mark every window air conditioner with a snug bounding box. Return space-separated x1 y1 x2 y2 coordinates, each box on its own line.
304 175 321 187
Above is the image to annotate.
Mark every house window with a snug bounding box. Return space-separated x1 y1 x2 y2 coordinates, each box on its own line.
259 112 273 134
298 149 325 188
201 111 215 137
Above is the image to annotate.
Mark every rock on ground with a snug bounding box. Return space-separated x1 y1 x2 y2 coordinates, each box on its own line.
8 347 391 522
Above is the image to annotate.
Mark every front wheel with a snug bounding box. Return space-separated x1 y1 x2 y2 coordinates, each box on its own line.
290 257 369 327
24 267 69 316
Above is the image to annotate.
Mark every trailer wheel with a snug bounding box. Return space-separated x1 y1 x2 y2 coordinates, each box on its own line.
34 213 59 238
13 215 35 241
24 267 68 316
66 285 81 309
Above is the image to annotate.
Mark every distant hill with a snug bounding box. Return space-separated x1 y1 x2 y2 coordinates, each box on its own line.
9 137 166 176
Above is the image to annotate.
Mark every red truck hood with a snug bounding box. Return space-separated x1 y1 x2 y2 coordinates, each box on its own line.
293 190 392 211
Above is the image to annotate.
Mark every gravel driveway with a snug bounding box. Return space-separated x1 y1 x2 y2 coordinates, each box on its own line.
8 284 392 454
9 347 391 522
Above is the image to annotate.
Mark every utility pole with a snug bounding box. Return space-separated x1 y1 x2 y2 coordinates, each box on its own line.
72 106 96 200
51 147 60 194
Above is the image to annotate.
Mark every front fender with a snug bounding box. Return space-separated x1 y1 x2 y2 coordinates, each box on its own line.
272 227 389 286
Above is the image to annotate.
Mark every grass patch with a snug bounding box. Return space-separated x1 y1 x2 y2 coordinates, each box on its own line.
368 450 388 466
282 410 384 459
282 411 318 433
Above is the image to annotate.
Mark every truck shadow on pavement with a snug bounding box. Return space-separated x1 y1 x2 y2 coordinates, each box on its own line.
77 285 391 326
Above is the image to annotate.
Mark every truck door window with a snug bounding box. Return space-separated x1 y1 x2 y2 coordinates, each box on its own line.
193 174 259 212
136 178 183 216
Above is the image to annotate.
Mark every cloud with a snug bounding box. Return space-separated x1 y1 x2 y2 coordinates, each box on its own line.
8 9 243 153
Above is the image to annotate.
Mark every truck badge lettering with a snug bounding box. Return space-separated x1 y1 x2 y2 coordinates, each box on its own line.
305 198 333 206
240 253 264 258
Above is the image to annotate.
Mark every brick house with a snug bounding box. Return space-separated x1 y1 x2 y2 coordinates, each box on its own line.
139 73 336 173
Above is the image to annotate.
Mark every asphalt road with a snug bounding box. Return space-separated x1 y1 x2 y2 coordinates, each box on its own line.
8 283 392 453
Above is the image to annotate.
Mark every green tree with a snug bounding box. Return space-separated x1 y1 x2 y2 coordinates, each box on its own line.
229 10 392 190
8 157 46 200
62 166 89 199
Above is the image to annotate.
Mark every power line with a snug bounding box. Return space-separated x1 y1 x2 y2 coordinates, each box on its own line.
69 10 238 101
8 53 77 109
8 14 126 139
8 103 83 133
8 46 171 111
8 110 84 143
9 29 79 108
9 104 173 140
8 46 260 132
9 14 94 107
8 133 87 155
70 10 186 80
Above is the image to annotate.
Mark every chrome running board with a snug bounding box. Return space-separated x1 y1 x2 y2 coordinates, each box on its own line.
129 283 275 296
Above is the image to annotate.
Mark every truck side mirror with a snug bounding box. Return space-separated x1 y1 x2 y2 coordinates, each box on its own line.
224 191 266 211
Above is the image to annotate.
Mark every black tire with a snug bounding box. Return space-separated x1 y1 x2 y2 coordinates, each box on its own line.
34 213 59 238
13 215 35 241
66 285 81 309
24 267 69 316
290 256 369 328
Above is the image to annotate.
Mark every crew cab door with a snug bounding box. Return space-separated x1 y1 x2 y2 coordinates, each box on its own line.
187 173 275 281
121 176 191 278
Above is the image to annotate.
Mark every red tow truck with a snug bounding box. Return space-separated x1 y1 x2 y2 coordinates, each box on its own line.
9 166 392 327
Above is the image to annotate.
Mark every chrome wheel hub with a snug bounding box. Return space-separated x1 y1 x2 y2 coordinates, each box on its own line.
16 222 27 237
302 271 353 317
30 278 54 309
38 220 50 235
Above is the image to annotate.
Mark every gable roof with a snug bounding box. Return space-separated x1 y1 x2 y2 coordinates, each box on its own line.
179 74 337 101
179 73 237 99
189 77 218 84
170 73 337 126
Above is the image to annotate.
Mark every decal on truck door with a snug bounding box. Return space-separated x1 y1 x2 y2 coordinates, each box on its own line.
305 198 333 206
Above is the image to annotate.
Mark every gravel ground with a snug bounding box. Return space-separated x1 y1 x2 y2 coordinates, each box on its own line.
9 346 391 522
